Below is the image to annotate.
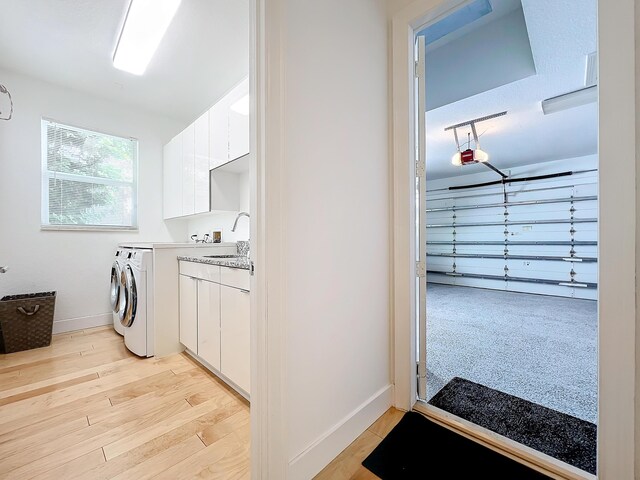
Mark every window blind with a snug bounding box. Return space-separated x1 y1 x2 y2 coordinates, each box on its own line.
41 119 138 228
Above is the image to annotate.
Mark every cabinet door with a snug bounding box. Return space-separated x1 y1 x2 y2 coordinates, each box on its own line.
220 285 250 394
181 124 195 216
209 98 229 170
197 280 220 371
179 275 198 352
194 111 210 214
162 135 182 219
227 77 250 161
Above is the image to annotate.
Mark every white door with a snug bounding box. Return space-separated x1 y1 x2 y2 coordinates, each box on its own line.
220 284 250 394
197 279 221 370
415 35 427 401
179 274 198 352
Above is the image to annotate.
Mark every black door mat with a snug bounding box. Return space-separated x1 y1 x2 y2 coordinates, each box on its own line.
362 411 550 479
428 377 597 475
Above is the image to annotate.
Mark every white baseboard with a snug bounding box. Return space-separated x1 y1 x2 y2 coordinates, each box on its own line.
288 384 393 479
52 313 113 334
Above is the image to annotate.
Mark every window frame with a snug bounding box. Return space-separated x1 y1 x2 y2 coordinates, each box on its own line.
40 118 139 231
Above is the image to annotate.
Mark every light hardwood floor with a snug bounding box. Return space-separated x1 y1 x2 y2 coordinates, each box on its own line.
0 326 250 480
314 408 404 480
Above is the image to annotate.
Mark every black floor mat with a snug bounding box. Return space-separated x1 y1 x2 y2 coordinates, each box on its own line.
362 411 551 479
428 377 597 474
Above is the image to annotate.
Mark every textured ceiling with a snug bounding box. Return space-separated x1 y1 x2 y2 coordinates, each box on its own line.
426 0 597 179
0 0 249 124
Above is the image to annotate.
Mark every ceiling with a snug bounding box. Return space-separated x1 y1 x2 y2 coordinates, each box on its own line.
0 0 249 124
425 0 597 179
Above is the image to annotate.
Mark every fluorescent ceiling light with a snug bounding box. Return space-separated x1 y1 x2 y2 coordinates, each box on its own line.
113 0 181 76
541 86 597 115
230 94 250 116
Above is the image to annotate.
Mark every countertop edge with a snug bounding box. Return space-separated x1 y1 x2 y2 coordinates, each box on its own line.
177 255 250 270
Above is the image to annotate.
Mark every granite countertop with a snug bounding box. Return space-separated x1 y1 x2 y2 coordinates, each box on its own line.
178 255 250 270
178 241 250 270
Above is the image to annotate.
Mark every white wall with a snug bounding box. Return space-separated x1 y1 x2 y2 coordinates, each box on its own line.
261 0 391 477
426 155 598 299
0 68 187 333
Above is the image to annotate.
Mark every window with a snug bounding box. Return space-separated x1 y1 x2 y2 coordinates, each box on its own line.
41 119 138 230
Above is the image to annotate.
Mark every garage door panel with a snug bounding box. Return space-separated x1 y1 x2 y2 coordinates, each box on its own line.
426 169 598 299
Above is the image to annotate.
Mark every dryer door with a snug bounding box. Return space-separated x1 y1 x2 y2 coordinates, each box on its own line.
110 261 122 313
118 265 137 328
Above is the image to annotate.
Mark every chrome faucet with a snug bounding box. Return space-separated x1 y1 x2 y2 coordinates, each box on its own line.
232 212 250 232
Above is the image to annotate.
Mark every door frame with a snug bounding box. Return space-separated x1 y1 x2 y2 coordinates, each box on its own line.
250 0 288 477
391 0 636 479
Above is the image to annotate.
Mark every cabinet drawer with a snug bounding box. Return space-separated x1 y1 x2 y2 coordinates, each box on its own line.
220 266 250 290
179 261 220 283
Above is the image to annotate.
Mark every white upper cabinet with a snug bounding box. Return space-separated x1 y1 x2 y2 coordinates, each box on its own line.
163 76 249 218
209 94 230 170
210 76 249 170
194 111 211 214
227 77 250 162
163 135 182 219
181 123 196 216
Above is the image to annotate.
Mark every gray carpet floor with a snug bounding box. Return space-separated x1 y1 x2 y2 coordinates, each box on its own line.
425 283 598 423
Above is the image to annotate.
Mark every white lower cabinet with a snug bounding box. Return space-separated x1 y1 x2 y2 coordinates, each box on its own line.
197 279 221 371
178 275 198 353
220 285 250 394
178 261 250 397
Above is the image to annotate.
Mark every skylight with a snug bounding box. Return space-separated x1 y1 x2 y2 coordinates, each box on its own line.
417 0 493 46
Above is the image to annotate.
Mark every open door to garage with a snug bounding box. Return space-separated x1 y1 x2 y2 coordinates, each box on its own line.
414 1 598 476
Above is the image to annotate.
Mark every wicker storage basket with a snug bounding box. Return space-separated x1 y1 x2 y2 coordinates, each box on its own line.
0 291 56 354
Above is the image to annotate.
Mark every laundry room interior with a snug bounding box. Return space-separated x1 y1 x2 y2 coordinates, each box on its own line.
0 0 254 477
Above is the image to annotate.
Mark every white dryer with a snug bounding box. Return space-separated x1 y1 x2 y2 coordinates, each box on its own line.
117 248 154 357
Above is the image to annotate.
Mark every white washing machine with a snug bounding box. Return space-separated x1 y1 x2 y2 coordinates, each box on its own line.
110 248 130 336
117 248 154 357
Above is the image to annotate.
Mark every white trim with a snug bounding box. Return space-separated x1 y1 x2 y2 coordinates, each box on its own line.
41 116 140 142
596 1 636 478
250 0 288 477
41 121 49 226
288 385 393 479
391 0 636 478
41 225 139 232
52 313 113 334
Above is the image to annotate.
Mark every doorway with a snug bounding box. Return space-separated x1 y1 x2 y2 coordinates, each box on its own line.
415 1 598 474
